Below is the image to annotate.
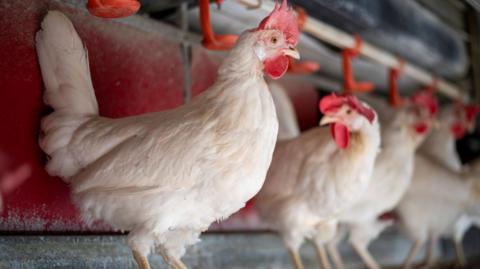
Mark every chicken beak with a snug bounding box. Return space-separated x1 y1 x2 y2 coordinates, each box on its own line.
319 115 336 126
282 47 300 59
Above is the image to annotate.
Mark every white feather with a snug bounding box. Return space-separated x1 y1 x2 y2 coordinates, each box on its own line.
333 106 430 265
419 105 463 172
397 155 476 242
396 104 480 264
36 11 99 179
256 102 380 251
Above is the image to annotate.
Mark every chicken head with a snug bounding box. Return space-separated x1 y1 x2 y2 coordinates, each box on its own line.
253 0 300 79
407 90 438 135
450 103 480 138
319 94 376 149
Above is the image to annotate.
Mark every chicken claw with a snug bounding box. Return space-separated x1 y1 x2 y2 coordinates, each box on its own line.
159 248 188 269
132 250 151 269
315 244 332 269
171 259 188 269
288 248 304 269
403 240 422 269
351 242 380 269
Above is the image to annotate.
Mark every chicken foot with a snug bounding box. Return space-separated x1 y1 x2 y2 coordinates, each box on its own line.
403 239 422 269
159 248 188 269
315 243 332 269
170 259 188 269
288 248 305 269
326 241 345 269
454 239 467 267
132 250 151 269
418 236 438 269
351 242 380 269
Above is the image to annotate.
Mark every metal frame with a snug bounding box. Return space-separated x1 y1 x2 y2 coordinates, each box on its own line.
238 0 467 100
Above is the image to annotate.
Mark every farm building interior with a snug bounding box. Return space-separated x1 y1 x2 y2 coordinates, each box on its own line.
1 0 480 268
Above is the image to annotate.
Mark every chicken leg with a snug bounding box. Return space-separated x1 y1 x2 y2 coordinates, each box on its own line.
132 250 151 269
421 236 437 269
403 240 422 269
454 239 466 267
351 242 380 269
326 241 345 269
170 259 188 269
315 243 332 269
288 248 305 269
159 248 188 269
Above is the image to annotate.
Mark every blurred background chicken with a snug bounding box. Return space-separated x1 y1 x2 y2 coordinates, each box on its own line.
396 103 480 268
328 90 438 269
454 157 480 266
397 153 480 269
256 88 380 269
35 1 300 268
419 103 480 173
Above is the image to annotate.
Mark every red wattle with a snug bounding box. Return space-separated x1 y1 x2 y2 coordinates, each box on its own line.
451 123 466 139
264 55 289 79
87 0 140 19
330 123 350 149
414 123 428 134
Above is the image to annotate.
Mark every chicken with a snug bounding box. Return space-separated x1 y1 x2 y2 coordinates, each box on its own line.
256 93 380 269
36 2 300 268
327 90 438 269
456 159 480 252
419 103 478 172
396 154 480 269
413 103 480 267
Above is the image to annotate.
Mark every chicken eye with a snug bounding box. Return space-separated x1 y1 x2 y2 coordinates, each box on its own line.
271 36 278 44
346 109 352 115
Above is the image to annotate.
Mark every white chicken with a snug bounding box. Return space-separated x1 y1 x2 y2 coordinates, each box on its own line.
455 159 480 260
328 90 438 269
36 2 300 268
412 103 480 267
256 92 380 269
397 154 480 269
419 103 478 172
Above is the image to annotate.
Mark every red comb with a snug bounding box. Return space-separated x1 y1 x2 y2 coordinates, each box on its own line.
410 90 438 118
319 93 375 123
87 0 140 18
257 0 300 46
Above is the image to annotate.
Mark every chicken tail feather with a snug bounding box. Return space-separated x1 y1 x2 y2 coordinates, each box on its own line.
36 11 99 179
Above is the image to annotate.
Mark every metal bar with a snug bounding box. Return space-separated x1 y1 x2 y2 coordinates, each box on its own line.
237 0 466 101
